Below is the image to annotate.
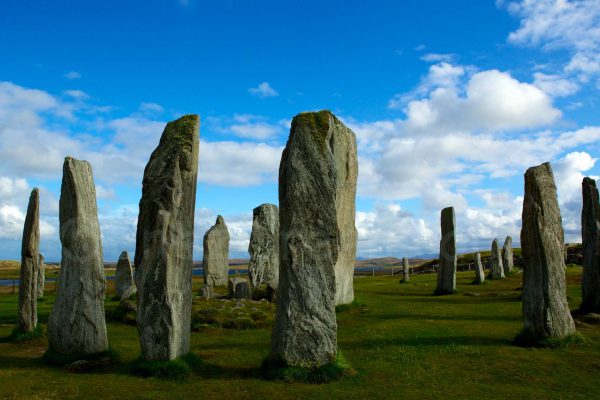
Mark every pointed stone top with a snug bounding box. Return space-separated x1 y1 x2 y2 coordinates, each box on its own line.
216 215 225 225
584 176 597 187
119 251 129 260
504 236 512 244
160 114 199 147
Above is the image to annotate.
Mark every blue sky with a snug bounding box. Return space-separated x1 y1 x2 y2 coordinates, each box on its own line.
0 0 599 261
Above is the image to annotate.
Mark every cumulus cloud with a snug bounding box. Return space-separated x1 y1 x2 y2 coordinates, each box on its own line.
248 82 279 98
198 140 282 186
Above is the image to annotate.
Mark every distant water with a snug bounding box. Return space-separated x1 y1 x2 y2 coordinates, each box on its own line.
0 267 387 286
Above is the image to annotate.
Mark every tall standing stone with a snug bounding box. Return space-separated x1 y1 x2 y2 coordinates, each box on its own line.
475 252 485 284
269 110 348 368
581 177 600 313
520 162 575 340
115 251 136 300
330 116 358 306
17 188 39 333
48 157 108 355
489 239 505 279
37 254 45 299
203 215 230 287
402 257 410 283
248 204 279 289
135 115 199 361
436 207 456 295
502 236 514 275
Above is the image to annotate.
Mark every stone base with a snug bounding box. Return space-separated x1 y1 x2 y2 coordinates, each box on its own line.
261 352 355 384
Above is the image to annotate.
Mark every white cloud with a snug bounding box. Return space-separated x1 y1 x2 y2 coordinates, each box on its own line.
533 72 579 97
64 71 81 80
504 0 600 85
420 53 455 63
207 114 285 140
139 102 164 114
199 140 282 186
248 82 279 98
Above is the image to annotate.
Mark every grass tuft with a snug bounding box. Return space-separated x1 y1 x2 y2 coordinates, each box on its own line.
261 352 356 384
335 300 366 313
5 324 44 343
513 330 587 348
126 353 203 380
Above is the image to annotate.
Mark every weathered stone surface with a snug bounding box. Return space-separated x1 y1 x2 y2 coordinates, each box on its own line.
521 162 576 339
17 188 39 333
228 276 244 298
436 207 456 294
235 281 252 300
199 284 212 300
115 251 136 300
269 110 343 367
37 253 45 299
331 117 358 306
475 253 485 284
48 157 108 355
248 204 279 289
134 115 199 361
203 215 230 287
502 236 514 275
489 239 505 279
402 257 410 283
581 177 600 312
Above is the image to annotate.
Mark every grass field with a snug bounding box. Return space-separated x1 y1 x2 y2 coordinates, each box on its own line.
0 265 598 399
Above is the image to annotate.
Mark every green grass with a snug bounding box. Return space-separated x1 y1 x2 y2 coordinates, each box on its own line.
262 352 355 384
4 324 44 343
126 353 204 380
0 267 599 399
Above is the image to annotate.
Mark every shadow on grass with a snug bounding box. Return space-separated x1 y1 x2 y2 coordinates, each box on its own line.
374 313 521 323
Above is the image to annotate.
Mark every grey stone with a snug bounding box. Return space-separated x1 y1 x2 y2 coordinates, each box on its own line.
134 115 199 361
402 257 410 283
489 239 505 279
235 281 252 300
48 157 108 355
17 188 39 333
199 284 212 300
521 162 576 340
502 236 514 275
248 204 279 289
474 253 485 284
37 253 45 299
330 117 358 306
436 207 456 294
115 251 136 300
203 215 230 287
228 276 245 298
269 111 342 368
581 177 600 312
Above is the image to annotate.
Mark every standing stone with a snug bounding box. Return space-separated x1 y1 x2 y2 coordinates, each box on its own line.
115 251 136 300
520 162 575 340
248 204 279 289
203 216 230 287
581 177 600 313
48 157 108 355
199 284 212 300
436 207 457 294
331 117 358 306
17 188 39 333
135 115 199 361
235 281 252 300
502 236 514 275
228 276 244 298
474 253 485 284
37 253 45 299
402 257 410 283
489 239 505 279
269 110 345 368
